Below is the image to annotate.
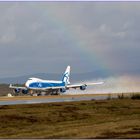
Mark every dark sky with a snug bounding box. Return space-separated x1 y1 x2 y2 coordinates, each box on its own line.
0 2 140 78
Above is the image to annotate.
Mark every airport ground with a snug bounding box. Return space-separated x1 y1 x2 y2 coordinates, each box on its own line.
0 97 140 138
0 84 11 96
0 84 140 138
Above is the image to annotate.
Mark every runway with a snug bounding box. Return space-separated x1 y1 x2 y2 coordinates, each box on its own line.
0 93 129 105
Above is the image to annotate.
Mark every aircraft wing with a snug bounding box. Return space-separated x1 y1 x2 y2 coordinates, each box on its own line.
9 81 104 92
66 81 104 89
9 84 27 90
27 86 66 91
9 84 65 91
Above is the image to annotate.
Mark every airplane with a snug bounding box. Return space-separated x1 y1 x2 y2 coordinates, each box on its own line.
9 66 104 96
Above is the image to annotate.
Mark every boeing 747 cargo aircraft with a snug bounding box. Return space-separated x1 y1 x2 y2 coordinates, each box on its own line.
9 66 104 96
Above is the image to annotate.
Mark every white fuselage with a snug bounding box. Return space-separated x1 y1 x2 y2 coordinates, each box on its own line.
25 77 65 89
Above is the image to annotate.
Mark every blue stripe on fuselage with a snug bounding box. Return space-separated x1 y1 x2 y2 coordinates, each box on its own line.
29 82 65 88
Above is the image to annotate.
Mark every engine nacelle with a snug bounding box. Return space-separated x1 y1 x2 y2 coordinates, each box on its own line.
22 89 28 94
14 88 20 93
60 88 66 93
80 85 87 90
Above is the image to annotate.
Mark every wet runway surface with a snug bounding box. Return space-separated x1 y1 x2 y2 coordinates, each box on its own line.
0 94 120 105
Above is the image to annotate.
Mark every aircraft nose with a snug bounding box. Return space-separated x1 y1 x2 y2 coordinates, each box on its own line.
25 81 30 87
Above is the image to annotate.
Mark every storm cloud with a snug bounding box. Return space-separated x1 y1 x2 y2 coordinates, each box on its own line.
0 2 140 78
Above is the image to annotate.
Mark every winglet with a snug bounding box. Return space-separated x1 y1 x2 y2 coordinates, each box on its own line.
9 84 12 88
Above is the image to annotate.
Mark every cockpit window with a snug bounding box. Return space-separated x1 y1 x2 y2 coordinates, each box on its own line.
28 78 33 80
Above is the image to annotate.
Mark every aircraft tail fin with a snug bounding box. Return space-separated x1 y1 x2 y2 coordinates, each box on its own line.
62 66 70 85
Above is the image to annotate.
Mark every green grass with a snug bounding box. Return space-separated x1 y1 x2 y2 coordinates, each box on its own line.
0 99 140 138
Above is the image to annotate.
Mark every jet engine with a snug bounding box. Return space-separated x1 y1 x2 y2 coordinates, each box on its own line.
22 89 28 94
80 85 87 90
60 88 66 93
14 88 20 93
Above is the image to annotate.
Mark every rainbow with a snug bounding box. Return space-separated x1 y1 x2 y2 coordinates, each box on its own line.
42 8 110 76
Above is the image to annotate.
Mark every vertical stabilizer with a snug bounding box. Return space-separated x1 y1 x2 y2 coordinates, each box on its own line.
62 66 70 85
